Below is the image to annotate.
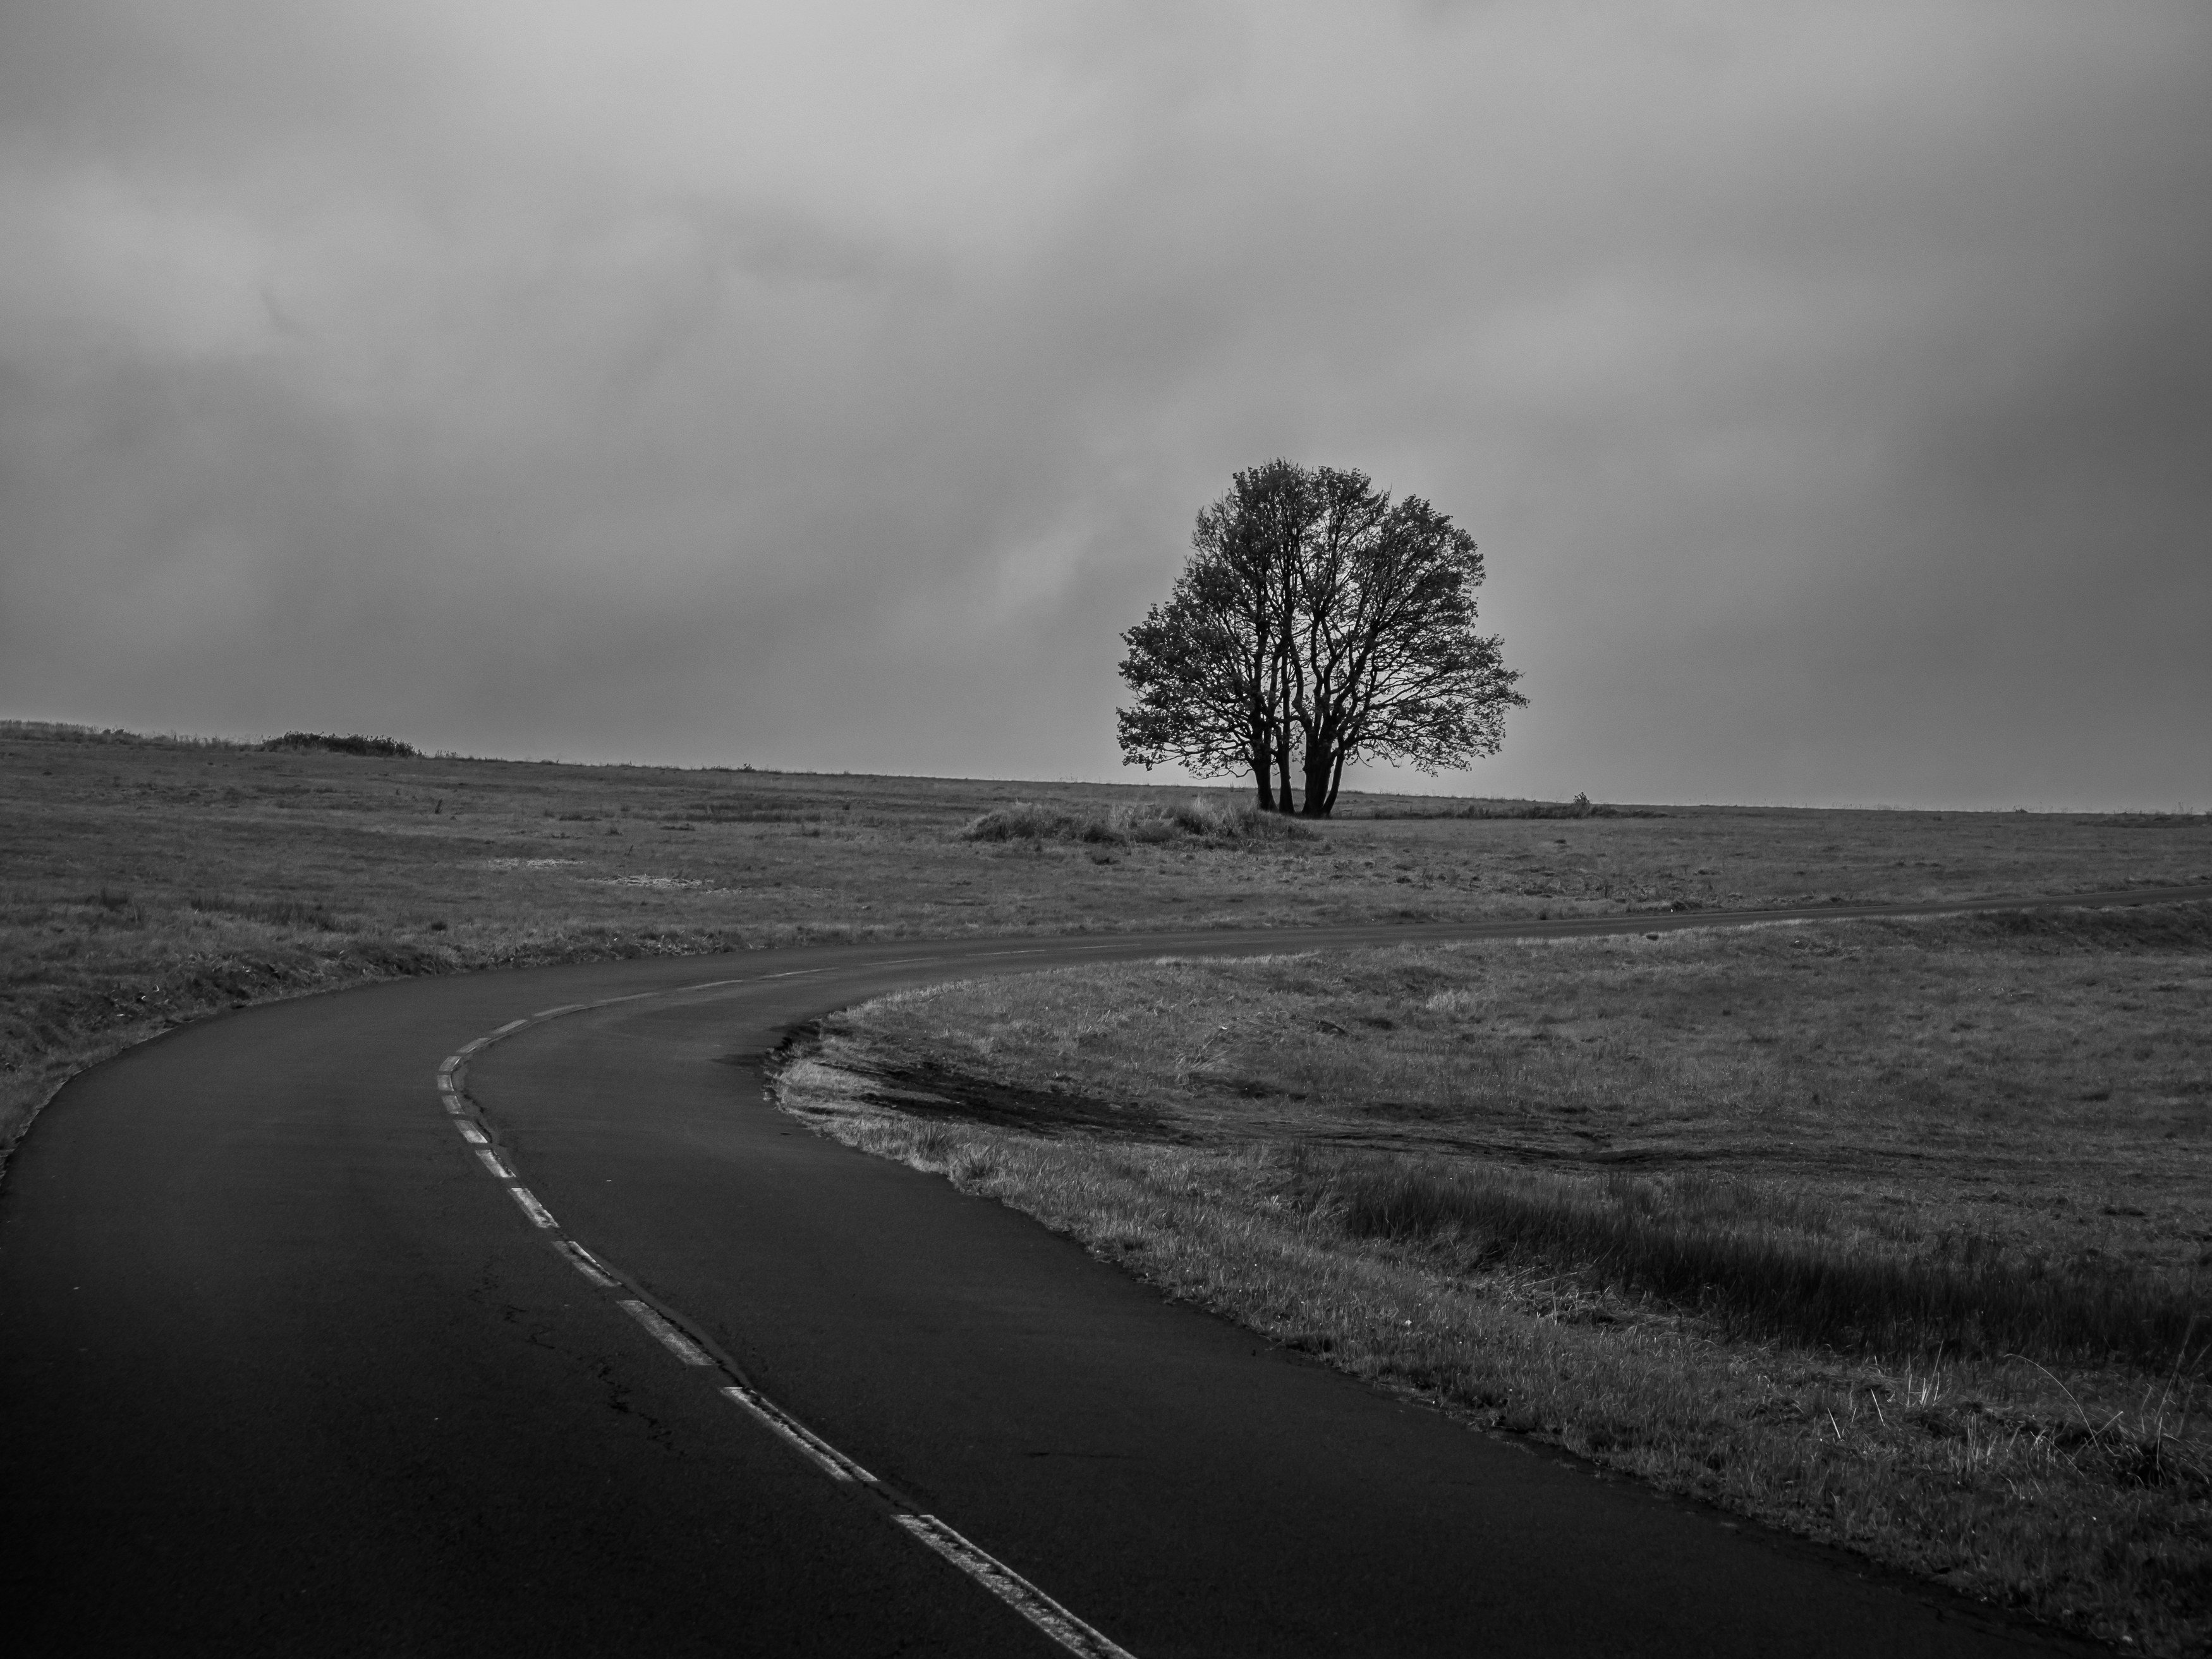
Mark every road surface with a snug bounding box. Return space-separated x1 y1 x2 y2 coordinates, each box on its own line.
10 889 2196 1655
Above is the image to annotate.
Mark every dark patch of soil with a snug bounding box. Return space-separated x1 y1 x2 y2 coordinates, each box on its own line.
772 1023 1181 1140
855 1056 1181 1138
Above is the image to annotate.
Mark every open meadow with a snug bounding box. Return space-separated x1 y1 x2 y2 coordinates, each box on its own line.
781 904 2212 1652
10 717 2203 1158
6 720 2211 1646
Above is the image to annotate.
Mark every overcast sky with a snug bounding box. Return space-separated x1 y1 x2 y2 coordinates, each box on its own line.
3 1 2207 808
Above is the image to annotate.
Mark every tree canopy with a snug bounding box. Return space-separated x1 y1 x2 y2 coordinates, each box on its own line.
1117 461 1524 817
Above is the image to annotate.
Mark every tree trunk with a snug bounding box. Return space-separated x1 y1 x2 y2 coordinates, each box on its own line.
1249 739 1273 811
1323 750 1348 817
1299 738 1336 817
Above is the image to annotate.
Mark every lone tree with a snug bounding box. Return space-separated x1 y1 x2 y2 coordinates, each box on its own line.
1117 461 1524 817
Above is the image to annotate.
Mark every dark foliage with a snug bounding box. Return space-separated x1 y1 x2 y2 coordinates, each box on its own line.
264 731 418 758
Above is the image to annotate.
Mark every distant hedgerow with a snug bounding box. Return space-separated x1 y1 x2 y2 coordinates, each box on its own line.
1351 793 1665 821
264 732 418 759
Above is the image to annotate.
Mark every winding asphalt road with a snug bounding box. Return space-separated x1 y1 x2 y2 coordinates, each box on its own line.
8 889 2203 1656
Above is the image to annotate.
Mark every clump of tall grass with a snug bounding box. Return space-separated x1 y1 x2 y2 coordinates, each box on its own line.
959 798 1313 846
1299 1153 2209 1370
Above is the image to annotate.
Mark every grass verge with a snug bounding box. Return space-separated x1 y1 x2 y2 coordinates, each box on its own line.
774 905 2212 1655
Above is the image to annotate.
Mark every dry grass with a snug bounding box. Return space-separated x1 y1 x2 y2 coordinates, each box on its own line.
12 718 2201 1165
779 905 2212 1654
1310 1154 2204 1367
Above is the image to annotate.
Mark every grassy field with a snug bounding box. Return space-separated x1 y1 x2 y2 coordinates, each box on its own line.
779 904 2212 1654
9 717 2203 1160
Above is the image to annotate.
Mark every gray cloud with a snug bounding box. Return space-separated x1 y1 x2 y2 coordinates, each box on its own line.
3 1 2208 805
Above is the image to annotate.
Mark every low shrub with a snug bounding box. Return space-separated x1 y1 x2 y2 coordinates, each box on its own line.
959 798 1313 846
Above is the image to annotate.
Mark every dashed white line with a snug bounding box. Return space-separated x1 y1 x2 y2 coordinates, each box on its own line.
556 1240 621 1288
895 1515 1136 1659
441 995 1138 1659
618 1299 714 1366
719 1383 878 1483
507 1186 558 1229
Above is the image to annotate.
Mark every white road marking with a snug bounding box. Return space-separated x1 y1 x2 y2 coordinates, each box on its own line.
507 1186 558 1229
457 1123 487 1145
619 1299 714 1366
719 1383 878 1483
568 1239 617 1275
556 1240 621 1288
475 1147 514 1179
895 1514 1136 1659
